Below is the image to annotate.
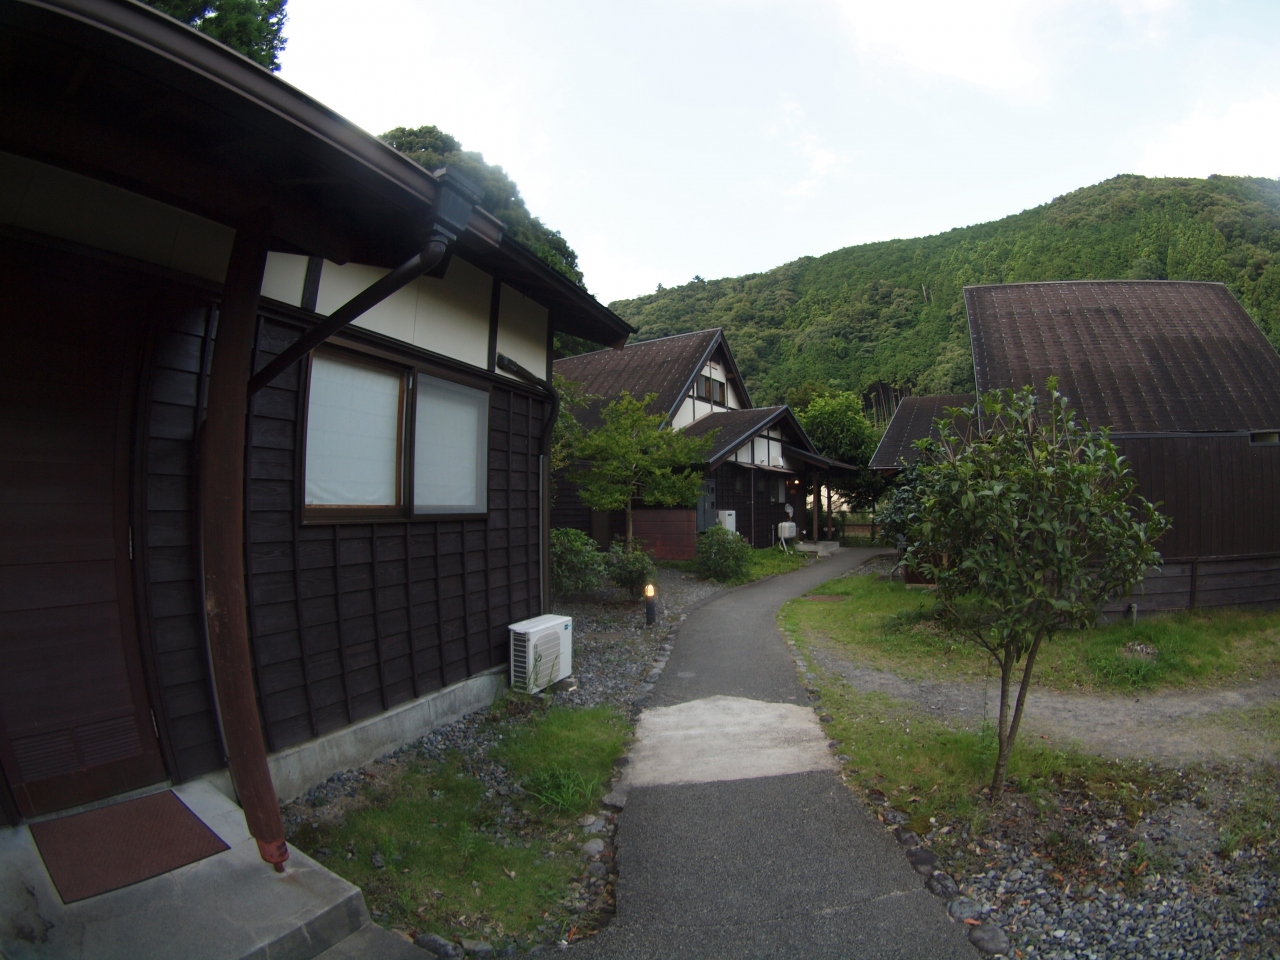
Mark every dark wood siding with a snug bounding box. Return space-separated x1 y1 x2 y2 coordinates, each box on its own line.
1114 435 1280 560
138 305 225 783
243 312 545 752
141 304 547 764
709 463 802 547
0 240 168 815
550 474 592 535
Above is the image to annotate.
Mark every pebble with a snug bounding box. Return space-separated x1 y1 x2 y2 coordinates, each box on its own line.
415 933 462 958
581 838 605 858
969 923 1011 956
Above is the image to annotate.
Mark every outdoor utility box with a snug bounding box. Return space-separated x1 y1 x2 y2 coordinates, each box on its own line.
777 520 797 541
716 509 736 533
509 614 572 693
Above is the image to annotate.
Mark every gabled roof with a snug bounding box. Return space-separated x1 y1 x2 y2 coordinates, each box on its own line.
681 407 791 467
965 281 1280 433
869 395 975 470
554 328 748 427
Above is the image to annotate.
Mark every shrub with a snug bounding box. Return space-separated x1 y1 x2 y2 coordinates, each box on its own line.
604 543 655 599
549 528 605 600
696 524 752 582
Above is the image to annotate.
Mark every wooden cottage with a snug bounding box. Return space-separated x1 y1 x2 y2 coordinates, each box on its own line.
0 0 631 873
553 330 848 557
870 281 1280 610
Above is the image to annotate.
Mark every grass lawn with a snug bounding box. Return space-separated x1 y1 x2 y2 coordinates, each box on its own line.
781 613 1280 892
288 701 628 949
659 545 810 585
782 572 1280 692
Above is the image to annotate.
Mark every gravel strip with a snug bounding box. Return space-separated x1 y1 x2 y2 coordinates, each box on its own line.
857 745 1280 959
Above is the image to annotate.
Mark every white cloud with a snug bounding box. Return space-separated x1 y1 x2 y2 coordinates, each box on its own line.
828 0 1182 98
1139 93 1280 179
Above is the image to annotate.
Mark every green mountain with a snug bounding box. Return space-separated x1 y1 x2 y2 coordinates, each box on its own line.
608 175 1280 407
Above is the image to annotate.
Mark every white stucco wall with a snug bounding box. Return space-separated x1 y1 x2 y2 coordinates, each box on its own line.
496 283 548 380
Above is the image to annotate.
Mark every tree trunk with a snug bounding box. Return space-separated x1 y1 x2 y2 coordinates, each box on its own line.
990 630 1047 800
1005 630 1046 759
990 646 1015 801
625 501 633 552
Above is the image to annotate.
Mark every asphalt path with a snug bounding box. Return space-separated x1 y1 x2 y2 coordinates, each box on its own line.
572 548 976 960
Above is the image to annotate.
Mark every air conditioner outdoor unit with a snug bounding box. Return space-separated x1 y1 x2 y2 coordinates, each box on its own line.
716 509 736 533
509 614 572 694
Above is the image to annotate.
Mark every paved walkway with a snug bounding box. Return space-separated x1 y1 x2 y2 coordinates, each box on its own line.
574 549 975 960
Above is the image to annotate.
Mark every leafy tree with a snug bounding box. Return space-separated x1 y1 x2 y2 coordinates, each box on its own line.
380 125 584 287
549 372 591 477
573 392 714 552
904 382 1169 798
797 391 886 513
610 175 1280 405
146 0 287 71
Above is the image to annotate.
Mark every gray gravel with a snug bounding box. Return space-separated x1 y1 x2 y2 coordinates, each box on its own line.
871 778 1280 959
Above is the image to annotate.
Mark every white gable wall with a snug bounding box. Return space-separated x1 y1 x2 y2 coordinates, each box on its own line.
496 284 549 380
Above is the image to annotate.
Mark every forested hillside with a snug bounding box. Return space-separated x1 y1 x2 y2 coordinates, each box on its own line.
609 175 1280 406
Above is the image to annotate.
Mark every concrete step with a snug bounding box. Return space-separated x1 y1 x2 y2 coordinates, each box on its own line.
796 540 842 557
0 778 368 960
314 923 425 959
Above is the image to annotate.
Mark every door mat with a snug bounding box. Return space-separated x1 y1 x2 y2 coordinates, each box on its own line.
29 790 229 903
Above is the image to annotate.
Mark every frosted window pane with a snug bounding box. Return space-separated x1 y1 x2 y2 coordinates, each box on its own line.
415 375 488 513
305 354 401 505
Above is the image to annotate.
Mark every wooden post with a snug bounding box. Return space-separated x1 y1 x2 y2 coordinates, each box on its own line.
812 474 820 544
200 212 289 871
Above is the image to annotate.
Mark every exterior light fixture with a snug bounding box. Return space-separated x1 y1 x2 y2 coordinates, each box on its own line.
644 583 656 625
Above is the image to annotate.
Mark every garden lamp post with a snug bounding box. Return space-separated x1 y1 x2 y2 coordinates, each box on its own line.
645 583 656 625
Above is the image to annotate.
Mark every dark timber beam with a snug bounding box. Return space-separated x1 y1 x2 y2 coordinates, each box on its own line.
200 211 289 870
247 169 485 395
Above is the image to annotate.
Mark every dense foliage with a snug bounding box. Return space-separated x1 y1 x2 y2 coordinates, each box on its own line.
146 0 287 70
548 528 605 603
795 391 885 510
603 544 656 600
380 125 584 287
903 382 1169 796
573 392 714 552
611 175 1280 404
695 524 752 583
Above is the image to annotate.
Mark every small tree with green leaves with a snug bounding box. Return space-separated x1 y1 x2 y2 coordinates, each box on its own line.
797 391 886 515
573 392 714 552
905 382 1169 798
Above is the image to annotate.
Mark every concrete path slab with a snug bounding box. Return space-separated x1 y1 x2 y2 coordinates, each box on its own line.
573 549 976 959
0 779 366 960
619 695 835 791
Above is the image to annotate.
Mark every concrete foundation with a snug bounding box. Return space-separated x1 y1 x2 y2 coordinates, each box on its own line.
264 667 506 802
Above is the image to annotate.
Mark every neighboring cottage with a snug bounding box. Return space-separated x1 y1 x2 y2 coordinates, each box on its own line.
553 330 850 557
870 280 1280 609
0 0 630 881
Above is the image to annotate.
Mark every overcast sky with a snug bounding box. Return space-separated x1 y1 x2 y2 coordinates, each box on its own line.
278 1 1280 304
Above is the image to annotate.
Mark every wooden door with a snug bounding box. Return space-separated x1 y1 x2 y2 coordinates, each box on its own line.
0 246 167 816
